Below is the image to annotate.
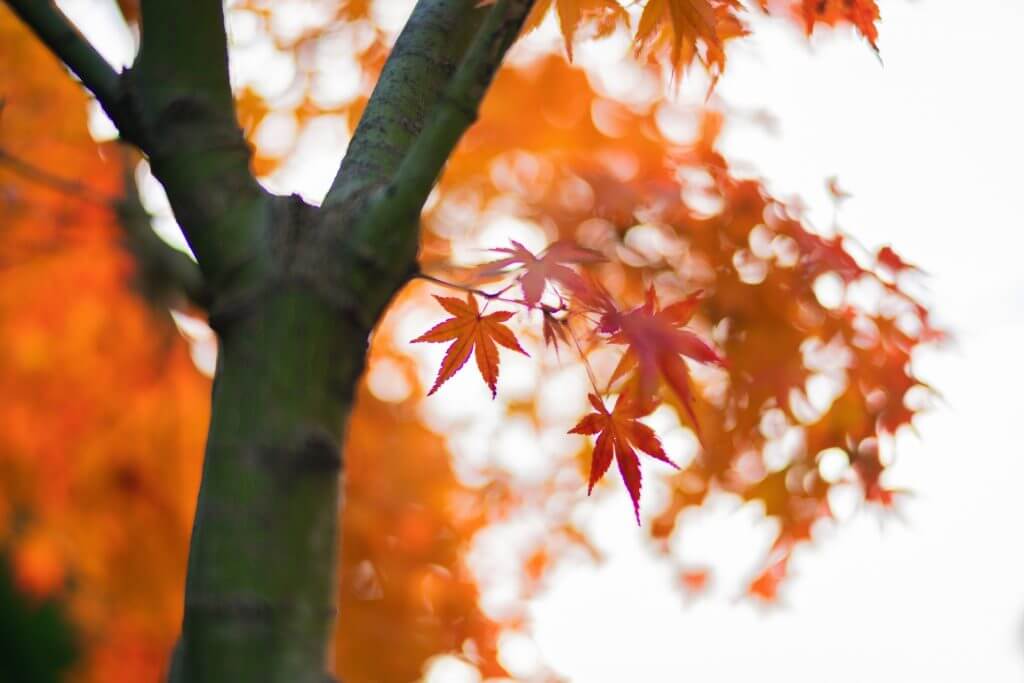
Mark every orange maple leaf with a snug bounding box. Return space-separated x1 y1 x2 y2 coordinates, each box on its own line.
826 175 851 202
636 0 742 75
412 294 528 397
797 0 880 49
478 0 629 58
476 240 603 307
569 392 678 522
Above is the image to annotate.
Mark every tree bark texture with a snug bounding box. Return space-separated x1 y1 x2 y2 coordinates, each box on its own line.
3 0 536 680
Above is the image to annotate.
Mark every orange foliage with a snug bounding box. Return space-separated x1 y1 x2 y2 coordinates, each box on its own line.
0 1 934 681
483 0 878 72
1 10 204 680
338 382 510 681
795 0 880 48
421 49 936 595
12 531 65 600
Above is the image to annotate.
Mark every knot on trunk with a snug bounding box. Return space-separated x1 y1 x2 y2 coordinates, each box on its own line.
256 426 344 480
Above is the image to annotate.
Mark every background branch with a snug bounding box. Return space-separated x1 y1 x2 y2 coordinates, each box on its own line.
5 0 268 294
0 145 208 308
2 0 121 114
115 151 210 309
0 147 114 206
128 0 269 294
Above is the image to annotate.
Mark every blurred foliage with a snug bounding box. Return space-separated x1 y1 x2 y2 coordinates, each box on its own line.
0 1 933 681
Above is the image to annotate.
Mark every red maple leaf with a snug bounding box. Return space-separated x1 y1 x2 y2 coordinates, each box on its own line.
604 288 724 435
412 294 528 397
540 310 571 353
563 272 621 334
785 225 863 283
569 392 678 523
476 240 603 307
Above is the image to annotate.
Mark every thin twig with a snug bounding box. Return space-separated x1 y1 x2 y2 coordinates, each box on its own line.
567 320 603 398
0 148 116 206
416 272 570 315
415 272 536 310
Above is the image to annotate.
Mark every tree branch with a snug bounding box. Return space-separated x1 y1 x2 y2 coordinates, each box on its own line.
0 147 114 206
6 0 269 296
0 145 208 308
129 0 270 295
133 0 235 120
115 151 210 309
336 0 536 322
322 0 489 210
364 0 534 229
2 0 121 113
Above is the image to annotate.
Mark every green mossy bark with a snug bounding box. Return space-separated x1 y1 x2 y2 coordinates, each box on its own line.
171 287 368 681
324 0 485 210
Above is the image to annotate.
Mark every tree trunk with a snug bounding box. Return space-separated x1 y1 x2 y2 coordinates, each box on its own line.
4 0 536 680
172 302 366 679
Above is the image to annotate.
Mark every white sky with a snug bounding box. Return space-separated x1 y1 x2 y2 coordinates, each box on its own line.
56 1 1024 681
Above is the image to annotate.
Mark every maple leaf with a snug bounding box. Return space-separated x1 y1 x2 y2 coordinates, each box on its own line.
602 288 724 435
635 0 744 76
797 0 880 50
540 310 571 353
569 392 678 522
476 240 603 307
785 225 863 283
479 0 629 58
412 294 528 397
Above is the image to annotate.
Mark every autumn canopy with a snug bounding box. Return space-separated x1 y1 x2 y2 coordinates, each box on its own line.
0 0 935 681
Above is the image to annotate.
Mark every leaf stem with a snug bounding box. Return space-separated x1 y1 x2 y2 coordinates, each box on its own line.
566 320 603 398
415 272 561 312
